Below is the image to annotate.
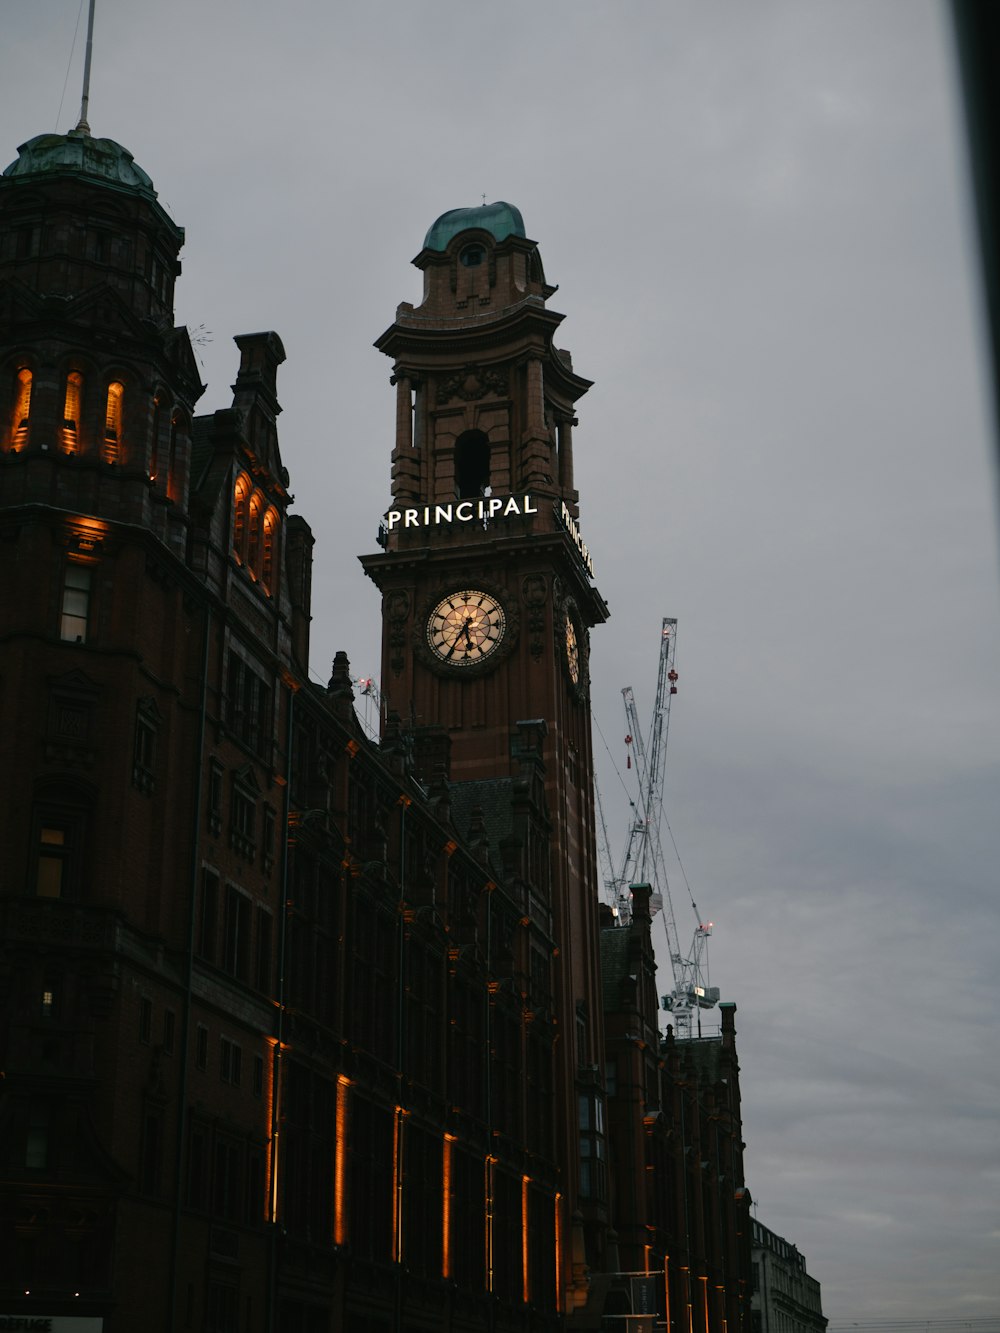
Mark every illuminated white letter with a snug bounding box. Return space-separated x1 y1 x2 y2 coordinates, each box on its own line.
434 505 453 524
456 501 473 521
387 510 402 530
404 508 419 528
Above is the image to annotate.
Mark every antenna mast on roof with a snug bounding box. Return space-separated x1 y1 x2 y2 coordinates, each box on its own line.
75 0 97 134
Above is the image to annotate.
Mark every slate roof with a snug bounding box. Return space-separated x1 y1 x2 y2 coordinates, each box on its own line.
448 777 515 879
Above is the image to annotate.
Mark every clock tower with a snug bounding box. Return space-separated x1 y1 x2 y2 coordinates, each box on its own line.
361 202 612 1306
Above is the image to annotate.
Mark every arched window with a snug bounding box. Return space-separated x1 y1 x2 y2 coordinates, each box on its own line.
104 381 124 462
63 372 83 452
247 493 263 576
454 430 491 499
233 474 252 561
150 397 162 482
261 508 279 592
10 368 32 449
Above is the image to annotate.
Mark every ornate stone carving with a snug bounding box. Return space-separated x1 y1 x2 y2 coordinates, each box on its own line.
435 365 507 404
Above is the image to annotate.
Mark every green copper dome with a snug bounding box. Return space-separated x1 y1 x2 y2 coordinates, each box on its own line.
423 201 526 252
3 131 158 200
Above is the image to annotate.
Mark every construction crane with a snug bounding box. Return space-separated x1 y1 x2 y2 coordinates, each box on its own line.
607 618 719 1039
356 675 382 741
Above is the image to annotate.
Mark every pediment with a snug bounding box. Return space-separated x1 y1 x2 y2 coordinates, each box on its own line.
47 667 103 702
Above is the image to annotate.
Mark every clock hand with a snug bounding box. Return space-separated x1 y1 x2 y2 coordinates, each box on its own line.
445 627 464 660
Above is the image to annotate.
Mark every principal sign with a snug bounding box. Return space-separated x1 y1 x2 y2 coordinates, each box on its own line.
385 495 537 530
555 500 595 578
380 493 595 578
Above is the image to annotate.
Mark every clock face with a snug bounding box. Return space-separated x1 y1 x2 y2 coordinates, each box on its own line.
427 590 506 666
564 611 580 684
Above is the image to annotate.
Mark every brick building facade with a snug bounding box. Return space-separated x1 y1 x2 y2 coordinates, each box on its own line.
0 124 753 1332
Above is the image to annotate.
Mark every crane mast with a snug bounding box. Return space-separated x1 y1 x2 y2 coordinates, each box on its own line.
609 618 719 1039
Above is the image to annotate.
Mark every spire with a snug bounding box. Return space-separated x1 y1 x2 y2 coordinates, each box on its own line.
75 0 97 136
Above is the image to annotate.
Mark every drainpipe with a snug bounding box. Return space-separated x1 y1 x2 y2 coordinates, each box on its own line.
167 602 211 1333
266 677 295 1333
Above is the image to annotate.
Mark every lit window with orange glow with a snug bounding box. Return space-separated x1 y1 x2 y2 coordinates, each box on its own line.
62 371 83 451
104 381 124 460
233 474 251 561
11 368 32 448
334 1076 350 1246
261 508 278 592
248 493 263 577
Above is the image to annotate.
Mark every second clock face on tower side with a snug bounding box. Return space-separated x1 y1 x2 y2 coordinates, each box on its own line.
564 609 581 684
427 589 506 667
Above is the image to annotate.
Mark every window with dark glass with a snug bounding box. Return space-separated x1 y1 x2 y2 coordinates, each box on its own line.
208 762 224 834
578 1091 608 1201
225 654 272 757
231 784 256 859
198 867 219 961
220 1036 242 1086
34 801 86 900
223 885 251 981
140 1109 162 1194
60 563 92 642
262 805 276 874
454 429 490 498
25 1104 49 1169
132 698 160 794
213 1139 243 1221
255 907 272 992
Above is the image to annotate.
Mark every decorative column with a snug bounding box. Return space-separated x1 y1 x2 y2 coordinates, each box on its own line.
390 371 420 501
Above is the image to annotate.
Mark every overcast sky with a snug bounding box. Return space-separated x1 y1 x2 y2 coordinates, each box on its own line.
5 1 999 1324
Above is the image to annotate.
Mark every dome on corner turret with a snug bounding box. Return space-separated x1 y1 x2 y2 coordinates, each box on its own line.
423 201 526 252
3 130 158 201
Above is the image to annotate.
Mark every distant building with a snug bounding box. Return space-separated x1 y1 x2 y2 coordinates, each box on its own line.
750 1219 827 1333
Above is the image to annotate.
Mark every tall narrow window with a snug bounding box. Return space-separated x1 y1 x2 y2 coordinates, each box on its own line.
63 371 83 452
35 812 84 900
132 698 160 794
149 397 162 482
261 509 278 592
11 368 32 448
104 381 124 461
233 475 251 561
37 826 68 898
247 494 263 576
60 564 92 642
167 415 180 500
223 885 251 980
454 429 490 498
